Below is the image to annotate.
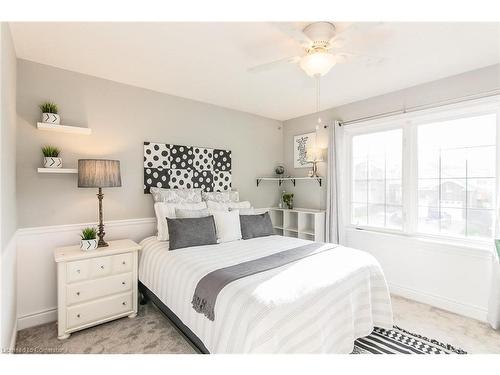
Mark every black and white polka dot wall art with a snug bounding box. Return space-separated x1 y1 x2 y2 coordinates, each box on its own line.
213 149 231 171
144 167 170 193
168 169 194 189
169 145 194 169
192 170 214 191
214 171 232 191
144 142 170 169
193 147 214 171
143 142 231 194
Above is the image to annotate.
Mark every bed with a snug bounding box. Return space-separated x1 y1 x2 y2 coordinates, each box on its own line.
138 234 393 354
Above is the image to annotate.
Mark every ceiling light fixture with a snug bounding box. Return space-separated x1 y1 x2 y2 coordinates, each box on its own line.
299 49 336 77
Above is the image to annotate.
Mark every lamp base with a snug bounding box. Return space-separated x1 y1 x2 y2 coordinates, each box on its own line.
97 238 109 248
97 187 108 248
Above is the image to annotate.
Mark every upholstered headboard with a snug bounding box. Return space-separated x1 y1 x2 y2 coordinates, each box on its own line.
143 142 232 193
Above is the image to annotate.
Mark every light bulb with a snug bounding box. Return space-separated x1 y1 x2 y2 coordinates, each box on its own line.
299 51 336 77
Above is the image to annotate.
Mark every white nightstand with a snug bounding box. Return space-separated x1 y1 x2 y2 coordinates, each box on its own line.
54 239 141 340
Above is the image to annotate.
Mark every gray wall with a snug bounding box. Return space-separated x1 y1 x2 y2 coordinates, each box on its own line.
1 23 17 351
16 60 283 228
283 64 500 210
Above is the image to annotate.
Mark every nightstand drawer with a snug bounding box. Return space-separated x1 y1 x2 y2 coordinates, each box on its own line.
67 292 133 329
89 256 112 278
66 272 133 305
67 260 90 283
111 253 133 274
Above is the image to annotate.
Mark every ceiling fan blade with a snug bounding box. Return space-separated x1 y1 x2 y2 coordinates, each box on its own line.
335 51 384 66
247 56 301 74
271 22 312 47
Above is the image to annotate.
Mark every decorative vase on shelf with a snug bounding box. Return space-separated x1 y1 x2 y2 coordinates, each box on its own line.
274 165 285 177
42 112 60 125
80 239 98 251
43 157 63 168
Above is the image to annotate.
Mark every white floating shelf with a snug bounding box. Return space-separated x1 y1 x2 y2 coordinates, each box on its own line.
256 176 322 187
37 122 91 135
37 168 78 174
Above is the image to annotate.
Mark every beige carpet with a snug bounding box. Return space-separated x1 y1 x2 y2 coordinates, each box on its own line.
15 303 196 354
15 296 500 354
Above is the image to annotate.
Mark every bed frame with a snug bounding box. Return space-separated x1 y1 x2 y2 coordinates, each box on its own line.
138 281 209 354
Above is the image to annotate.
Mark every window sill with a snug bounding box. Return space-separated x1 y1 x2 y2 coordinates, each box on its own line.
346 225 495 259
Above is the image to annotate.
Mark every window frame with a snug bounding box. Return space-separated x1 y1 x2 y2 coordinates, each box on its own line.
343 96 500 247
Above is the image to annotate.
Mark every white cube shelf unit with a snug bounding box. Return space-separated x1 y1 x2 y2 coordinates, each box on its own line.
268 207 325 242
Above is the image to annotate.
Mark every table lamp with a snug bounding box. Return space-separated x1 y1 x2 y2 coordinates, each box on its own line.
78 159 121 247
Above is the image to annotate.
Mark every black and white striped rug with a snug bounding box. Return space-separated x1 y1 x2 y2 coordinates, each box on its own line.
353 326 467 354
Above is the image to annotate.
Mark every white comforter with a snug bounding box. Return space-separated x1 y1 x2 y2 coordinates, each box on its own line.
139 235 393 353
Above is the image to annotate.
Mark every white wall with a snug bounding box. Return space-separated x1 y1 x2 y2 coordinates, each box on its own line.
16 59 283 228
282 64 500 321
0 23 18 351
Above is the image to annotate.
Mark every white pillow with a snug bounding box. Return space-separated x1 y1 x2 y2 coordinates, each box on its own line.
206 200 252 212
230 207 268 215
212 210 242 243
154 201 207 241
175 208 210 218
150 187 203 203
202 190 239 203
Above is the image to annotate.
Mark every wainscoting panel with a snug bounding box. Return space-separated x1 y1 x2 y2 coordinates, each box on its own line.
345 228 493 322
16 218 156 330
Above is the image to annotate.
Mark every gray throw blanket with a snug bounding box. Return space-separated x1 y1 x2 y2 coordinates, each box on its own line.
192 242 336 321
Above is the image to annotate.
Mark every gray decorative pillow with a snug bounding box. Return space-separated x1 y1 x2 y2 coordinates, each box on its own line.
239 212 274 240
202 190 239 203
150 187 203 203
175 208 210 218
167 216 217 250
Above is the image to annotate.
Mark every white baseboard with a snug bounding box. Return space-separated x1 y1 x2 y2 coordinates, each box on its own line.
389 283 488 322
17 308 57 331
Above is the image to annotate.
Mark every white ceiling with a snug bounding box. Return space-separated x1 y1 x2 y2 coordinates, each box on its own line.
9 22 500 121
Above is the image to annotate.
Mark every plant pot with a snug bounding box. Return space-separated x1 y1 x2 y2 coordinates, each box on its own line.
80 239 98 251
43 157 62 168
42 113 60 125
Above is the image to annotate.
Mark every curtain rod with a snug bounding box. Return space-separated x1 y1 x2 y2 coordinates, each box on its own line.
335 88 500 127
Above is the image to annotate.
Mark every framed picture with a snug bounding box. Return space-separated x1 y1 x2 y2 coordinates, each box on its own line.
293 132 316 168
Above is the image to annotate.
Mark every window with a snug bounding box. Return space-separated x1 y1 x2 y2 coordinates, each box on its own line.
347 100 499 243
351 129 403 229
417 114 497 239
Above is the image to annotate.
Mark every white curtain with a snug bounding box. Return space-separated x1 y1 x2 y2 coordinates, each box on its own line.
325 121 345 244
487 193 500 329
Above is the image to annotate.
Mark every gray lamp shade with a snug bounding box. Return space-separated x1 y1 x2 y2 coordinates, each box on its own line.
78 159 122 188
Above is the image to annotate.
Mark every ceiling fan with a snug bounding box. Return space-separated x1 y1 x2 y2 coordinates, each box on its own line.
248 22 382 77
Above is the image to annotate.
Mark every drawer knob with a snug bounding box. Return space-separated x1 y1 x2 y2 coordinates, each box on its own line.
122 281 126 285
122 302 127 306
77 314 81 318
77 269 80 273
100 265 104 269
122 261 126 265
76 292 80 296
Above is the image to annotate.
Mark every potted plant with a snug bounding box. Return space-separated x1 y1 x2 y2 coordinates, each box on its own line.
39 101 60 125
80 227 98 251
42 146 62 168
282 192 294 210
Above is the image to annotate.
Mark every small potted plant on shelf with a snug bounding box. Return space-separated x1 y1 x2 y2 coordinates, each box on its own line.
39 101 60 125
282 191 294 210
42 145 62 168
80 227 98 251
